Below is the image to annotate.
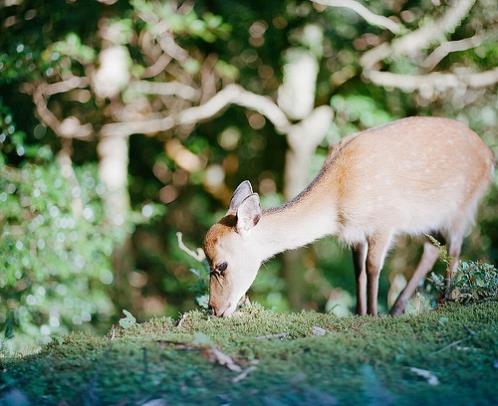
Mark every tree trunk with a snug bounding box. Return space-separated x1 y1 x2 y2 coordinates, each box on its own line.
97 134 135 312
277 31 331 310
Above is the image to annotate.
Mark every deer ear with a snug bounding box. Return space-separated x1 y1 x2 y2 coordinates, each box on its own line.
236 193 261 234
228 180 253 215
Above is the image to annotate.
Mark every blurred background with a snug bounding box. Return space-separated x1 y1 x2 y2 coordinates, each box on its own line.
1 0 497 351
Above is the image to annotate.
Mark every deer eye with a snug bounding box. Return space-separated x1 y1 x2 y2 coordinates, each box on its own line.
217 262 228 273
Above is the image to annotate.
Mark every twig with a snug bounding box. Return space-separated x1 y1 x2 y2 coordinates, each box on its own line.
311 0 403 34
176 313 188 328
430 336 471 355
176 232 206 262
232 366 257 383
430 327 476 356
255 332 290 340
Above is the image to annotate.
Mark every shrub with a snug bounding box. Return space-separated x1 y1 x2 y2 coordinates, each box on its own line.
429 261 498 304
0 162 120 353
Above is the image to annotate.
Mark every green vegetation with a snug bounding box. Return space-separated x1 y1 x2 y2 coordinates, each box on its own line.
0 161 119 352
2 302 497 405
1 0 498 380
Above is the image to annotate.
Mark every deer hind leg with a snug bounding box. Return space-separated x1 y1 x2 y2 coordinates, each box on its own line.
445 232 464 298
366 233 393 316
352 241 368 316
390 241 439 316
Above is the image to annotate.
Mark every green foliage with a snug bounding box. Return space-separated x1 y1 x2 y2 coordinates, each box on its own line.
50 33 96 64
0 162 119 352
330 93 394 132
131 0 230 42
189 261 211 309
430 261 498 304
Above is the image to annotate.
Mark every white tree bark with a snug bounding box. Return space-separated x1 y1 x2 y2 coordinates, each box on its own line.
97 134 130 227
278 49 319 121
277 35 333 309
284 106 333 198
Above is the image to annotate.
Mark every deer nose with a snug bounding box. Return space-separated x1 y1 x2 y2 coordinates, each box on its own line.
209 305 221 317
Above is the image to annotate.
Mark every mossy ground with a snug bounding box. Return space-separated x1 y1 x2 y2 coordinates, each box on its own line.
1 302 498 405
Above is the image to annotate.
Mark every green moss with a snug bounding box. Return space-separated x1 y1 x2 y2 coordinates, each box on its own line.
1 302 498 405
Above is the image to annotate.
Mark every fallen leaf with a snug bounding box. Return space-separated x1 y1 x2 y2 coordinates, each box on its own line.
410 367 439 385
118 309 136 329
203 347 242 372
256 332 289 340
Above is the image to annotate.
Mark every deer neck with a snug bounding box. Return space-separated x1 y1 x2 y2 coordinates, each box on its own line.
252 184 337 261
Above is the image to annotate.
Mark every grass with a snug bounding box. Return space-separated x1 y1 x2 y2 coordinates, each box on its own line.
1 302 498 405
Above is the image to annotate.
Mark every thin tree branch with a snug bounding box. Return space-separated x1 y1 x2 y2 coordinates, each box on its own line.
176 232 206 262
101 84 291 138
364 67 498 93
361 0 477 69
142 54 172 78
392 0 477 57
423 35 483 70
128 80 200 101
43 76 89 96
311 0 403 34
32 83 93 140
357 0 494 95
158 34 189 63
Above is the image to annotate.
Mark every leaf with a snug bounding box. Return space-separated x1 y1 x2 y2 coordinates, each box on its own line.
203 347 242 372
118 309 136 329
410 367 439 385
195 294 209 309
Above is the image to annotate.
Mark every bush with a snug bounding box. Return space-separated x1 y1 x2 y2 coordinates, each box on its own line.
429 261 498 304
0 162 120 353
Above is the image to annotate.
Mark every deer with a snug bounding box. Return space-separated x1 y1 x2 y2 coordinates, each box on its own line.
204 117 495 317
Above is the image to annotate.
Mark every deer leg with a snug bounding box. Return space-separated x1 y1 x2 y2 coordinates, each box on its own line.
352 242 368 316
390 241 439 316
366 233 392 316
445 234 463 298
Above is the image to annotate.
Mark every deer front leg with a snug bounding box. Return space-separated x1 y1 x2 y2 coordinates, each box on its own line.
352 242 368 315
366 233 392 316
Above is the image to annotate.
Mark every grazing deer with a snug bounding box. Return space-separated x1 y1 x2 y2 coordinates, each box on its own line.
204 117 495 317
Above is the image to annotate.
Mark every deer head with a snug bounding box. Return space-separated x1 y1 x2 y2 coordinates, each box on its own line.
204 181 262 317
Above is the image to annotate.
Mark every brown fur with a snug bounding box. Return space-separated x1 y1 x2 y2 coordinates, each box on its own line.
203 215 236 264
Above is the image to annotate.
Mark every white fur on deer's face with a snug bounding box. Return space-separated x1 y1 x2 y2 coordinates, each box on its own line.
204 181 263 317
